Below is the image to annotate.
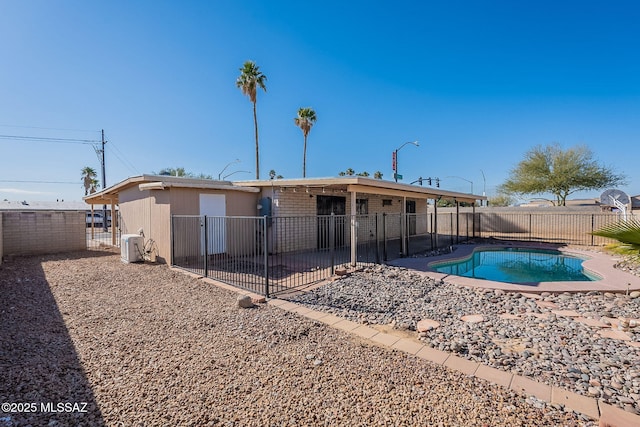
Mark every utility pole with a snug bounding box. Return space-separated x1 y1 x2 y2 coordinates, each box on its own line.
101 129 107 231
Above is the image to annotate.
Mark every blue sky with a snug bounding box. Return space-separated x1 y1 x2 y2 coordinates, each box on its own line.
1 0 638 202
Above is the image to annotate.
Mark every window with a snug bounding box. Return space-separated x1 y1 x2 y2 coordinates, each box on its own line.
356 199 368 215
382 199 392 207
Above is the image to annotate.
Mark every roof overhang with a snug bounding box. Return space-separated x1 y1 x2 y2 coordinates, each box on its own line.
84 174 260 205
233 177 485 204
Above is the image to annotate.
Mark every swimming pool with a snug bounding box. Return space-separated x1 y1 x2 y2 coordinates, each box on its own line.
430 248 601 284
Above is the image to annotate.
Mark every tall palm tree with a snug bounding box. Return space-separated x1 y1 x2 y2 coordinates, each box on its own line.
294 107 317 178
81 166 97 196
236 61 267 179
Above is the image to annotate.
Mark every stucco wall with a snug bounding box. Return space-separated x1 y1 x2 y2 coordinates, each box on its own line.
1 211 85 256
119 186 259 263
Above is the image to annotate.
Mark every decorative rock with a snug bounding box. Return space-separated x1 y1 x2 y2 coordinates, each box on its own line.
587 387 601 397
499 313 520 320
417 318 441 332
461 314 484 323
551 309 581 317
237 295 254 308
598 330 632 341
630 291 640 298
589 379 602 387
535 301 558 309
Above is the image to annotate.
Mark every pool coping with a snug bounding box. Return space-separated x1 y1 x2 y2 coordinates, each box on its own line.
388 243 640 293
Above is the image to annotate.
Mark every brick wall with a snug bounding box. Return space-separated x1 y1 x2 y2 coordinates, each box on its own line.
1 211 86 256
262 189 428 252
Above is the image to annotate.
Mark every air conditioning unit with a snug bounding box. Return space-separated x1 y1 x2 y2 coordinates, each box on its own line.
121 234 144 263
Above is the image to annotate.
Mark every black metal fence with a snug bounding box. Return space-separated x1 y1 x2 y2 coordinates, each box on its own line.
171 211 635 297
171 214 403 297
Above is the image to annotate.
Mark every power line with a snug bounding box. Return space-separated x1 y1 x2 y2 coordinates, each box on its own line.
0 124 101 134
0 134 100 144
106 141 140 174
0 180 79 184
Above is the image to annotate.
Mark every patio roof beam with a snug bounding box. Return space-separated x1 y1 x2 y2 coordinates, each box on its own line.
346 184 434 200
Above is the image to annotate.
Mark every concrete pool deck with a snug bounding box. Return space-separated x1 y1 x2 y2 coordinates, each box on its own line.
388 243 640 293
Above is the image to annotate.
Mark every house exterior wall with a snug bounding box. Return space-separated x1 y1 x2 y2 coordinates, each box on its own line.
263 188 428 253
1 211 85 256
118 186 259 263
169 188 259 257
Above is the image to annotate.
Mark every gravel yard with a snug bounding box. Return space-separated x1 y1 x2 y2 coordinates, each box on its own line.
0 251 593 426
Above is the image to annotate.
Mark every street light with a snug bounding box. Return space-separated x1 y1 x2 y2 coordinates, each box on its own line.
218 159 240 180
393 141 419 182
222 170 251 180
444 175 473 193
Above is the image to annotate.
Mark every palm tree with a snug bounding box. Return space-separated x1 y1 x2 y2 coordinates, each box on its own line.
374 171 383 179
81 166 97 196
236 61 267 179
89 179 99 194
294 107 317 177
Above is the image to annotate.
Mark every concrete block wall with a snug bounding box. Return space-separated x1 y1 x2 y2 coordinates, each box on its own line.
2 211 86 256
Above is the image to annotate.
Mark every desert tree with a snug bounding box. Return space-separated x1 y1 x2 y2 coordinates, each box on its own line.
499 143 626 206
236 61 267 179
294 107 317 177
154 167 212 179
269 169 284 180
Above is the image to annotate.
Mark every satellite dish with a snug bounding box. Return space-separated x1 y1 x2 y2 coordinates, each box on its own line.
600 189 630 206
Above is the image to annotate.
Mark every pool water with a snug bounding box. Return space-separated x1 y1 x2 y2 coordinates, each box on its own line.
431 248 600 283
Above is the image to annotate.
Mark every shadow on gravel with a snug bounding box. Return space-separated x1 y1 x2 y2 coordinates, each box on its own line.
0 255 105 426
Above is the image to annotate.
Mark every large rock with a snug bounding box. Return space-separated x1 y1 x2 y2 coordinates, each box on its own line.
237 295 254 308
416 319 440 332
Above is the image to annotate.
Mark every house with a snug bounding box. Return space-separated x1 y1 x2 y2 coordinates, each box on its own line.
84 175 485 265
83 175 259 263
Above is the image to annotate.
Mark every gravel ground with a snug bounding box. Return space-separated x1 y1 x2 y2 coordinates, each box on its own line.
0 251 592 426
289 252 640 417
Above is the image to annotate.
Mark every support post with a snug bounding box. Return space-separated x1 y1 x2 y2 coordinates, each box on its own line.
170 215 175 266
472 203 476 239
401 196 407 257
263 215 269 298
382 213 387 262
374 213 380 264
456 200 460 244
203 216 208 278
329 213 335 274
111 201 117 246
433 201 439 249
350 190 357 266
101 129 107 232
